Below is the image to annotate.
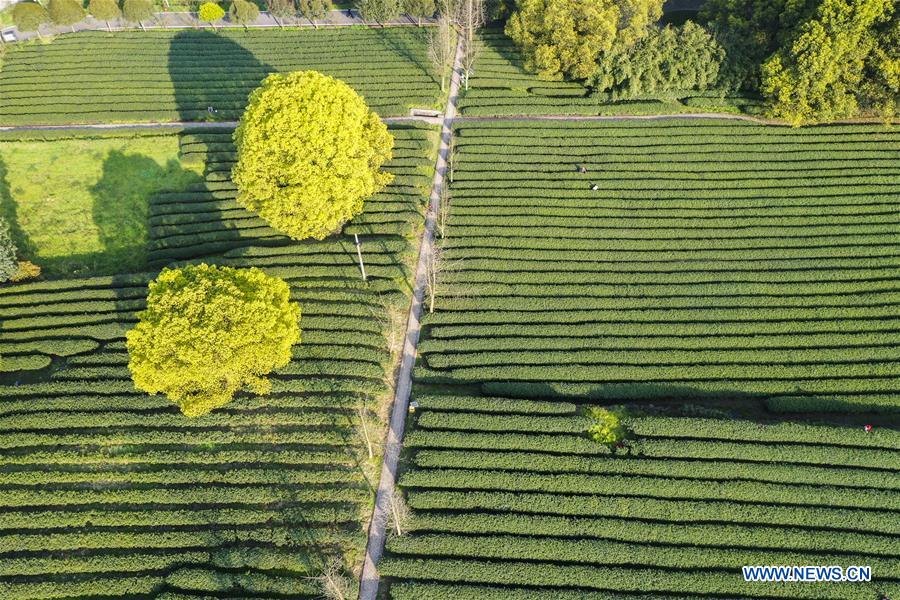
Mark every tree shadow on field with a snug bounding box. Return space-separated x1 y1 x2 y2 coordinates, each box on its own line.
0 157 38 260
168 29 274 122
471 380 900 430
374 28 434 84
91 150 205 275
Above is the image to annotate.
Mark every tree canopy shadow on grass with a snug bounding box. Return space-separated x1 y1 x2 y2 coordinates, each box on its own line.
168 29 274 122
92 150 205 276
0 157 38 260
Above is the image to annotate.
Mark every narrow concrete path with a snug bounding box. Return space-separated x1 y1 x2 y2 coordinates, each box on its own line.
6 11 434 43
356 37 464 600
0 116 441 133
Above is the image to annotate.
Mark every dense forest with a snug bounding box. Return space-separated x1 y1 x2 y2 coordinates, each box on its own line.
501 0 898 124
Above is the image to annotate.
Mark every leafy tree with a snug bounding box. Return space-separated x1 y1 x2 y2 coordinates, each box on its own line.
357 0 401 23
506 0 663 80
198 1 225 25
123 0 153 28
860 12 899 118
297 0 331 21
229 0 260 25
267 0 296 24
232 71 394 240
701 0 819 90
126 264 301 418
403 0 435 24
49 0 86 28
11 2 49 33
761 0 894 125
0 218 18 284
89 0 122 31
585 407 627 445
592 22 725 98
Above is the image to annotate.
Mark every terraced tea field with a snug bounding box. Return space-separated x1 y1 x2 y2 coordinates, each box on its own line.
378 119 900 599
383 397 900 599
0 123 436 598
0 28 441 125
419 119 900 413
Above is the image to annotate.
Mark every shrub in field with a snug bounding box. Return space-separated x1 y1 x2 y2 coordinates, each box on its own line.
198 1 225 26
506 0 663 80
49 0 85 28
122 0 153 27
11 2 49 33
89 0 122 30
0 218 18 283
297 0 331 21
585 407 627 445
229 0 259 26
126 264 301 417
232 71 393 240
11 260 41 283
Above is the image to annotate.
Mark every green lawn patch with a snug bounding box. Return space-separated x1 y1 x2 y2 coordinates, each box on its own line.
0 135 202 277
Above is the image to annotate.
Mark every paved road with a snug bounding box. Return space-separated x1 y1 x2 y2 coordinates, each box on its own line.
356 36 464 600
5 10 433 42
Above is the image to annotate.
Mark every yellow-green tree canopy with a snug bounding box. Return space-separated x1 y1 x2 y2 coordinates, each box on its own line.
761 0 895 125
126 264 301 417
198 1 225 23
232 71 394 240
506 0 663 80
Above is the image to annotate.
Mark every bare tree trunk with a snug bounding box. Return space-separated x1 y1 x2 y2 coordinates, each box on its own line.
438 186 450 238
106 19 111 32
456 0 483 91
358 402 374 460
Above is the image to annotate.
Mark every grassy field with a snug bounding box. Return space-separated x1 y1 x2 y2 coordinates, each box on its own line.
377 119 900 599
0 28 442 125
459 29 765 117
0 136 203 277
0 124 436 598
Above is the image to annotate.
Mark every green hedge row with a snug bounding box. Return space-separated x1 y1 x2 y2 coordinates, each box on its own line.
412 450 900 489
406 512 900 557
379 557 891 599
386 534 900 578
400 468 900 511
405 490 900 534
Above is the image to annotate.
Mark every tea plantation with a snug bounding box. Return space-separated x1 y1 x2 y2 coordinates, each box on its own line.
418 120 900 413
378 119 900 599
0 123 436 598
0 28 441 125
